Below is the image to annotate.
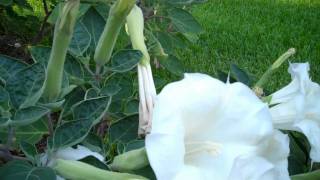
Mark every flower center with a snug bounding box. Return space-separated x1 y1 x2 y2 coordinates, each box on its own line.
184 141 222 157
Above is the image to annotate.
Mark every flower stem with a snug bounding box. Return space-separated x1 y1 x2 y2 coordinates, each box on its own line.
254 48 296 90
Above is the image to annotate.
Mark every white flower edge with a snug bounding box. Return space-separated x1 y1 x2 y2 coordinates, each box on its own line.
146 73 290 180
270 62 320 162
41 145 104 167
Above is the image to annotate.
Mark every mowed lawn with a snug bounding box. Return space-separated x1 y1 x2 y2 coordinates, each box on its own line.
178 0 320 91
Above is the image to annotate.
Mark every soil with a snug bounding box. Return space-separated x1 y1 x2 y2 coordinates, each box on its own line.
0 34 33 63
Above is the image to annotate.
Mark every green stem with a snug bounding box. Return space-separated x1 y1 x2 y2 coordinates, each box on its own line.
42 0 80 102
254 48 296 89
94 0 136 73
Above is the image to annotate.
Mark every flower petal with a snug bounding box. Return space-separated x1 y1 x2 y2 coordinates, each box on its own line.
228 155 277 180
271 63 311 104
146 133 185 180
55 145 104 162
258 130 290 179
147 73 284 179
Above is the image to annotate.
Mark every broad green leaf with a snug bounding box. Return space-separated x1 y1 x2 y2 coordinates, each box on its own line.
153 75 167 90
216 70 237 83
20 141 38 163
69 21 91 57
159 55 184 76
0 119 48 145
100 84 121 97
103 74 135 101
6 63 46 109
59 87 85 118
30 46 84 81
29 46 51 64
182 32 199 43
81 7 105 52
0 86 10 110
291 170 320 180
0 160 55 180
80 156 109 170
94 3 109 21
156 32 174 54
102 74 135 114
0 0 12 6
0 117 9 127
288 132 310 175
11 106 49 126
51 120 92 150
72 96 111 125
123 99 139 116
109 115 139 143
64 56 85 80
85 88 99 99
231 64 251 86
13 0 32 9
168 8 203 34
125 140 145 152
47 3 91 24
82 133 103 153
109 50 142 73
52 97 111 149
38 99 65 111
0 54 27 82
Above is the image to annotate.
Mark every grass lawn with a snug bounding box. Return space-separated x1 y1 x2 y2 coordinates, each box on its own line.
178 0 320 91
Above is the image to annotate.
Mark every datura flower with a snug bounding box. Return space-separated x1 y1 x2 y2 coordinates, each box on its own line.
126 5 156 135
146 73 290 180
270 63 320 162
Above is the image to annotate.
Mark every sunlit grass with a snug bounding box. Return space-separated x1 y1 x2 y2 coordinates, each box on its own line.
178 0 320 91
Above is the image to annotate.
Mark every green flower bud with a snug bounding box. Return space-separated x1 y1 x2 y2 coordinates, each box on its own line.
54 159 148 180
126 5 150 65
94 0 136 69
43 0 80 102
110 148 149 172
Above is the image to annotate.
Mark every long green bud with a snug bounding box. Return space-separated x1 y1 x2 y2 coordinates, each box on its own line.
254 48 296 91
54 159 148 180
110 148 149 172
43 0 80 102
126 4 149 65
94 0 136 69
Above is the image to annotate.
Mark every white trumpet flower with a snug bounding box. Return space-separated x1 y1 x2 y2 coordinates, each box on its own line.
146 73 290 180
126 5 156 135
270 62 320 162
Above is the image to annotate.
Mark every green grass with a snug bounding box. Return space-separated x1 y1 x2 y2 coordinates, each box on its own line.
178 0 320 91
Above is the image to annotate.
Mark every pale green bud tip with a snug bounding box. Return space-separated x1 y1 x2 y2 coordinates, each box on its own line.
271 48 296 70
54 159 148 180
113 0 136 17
59 0 80 33
110 148 149 172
